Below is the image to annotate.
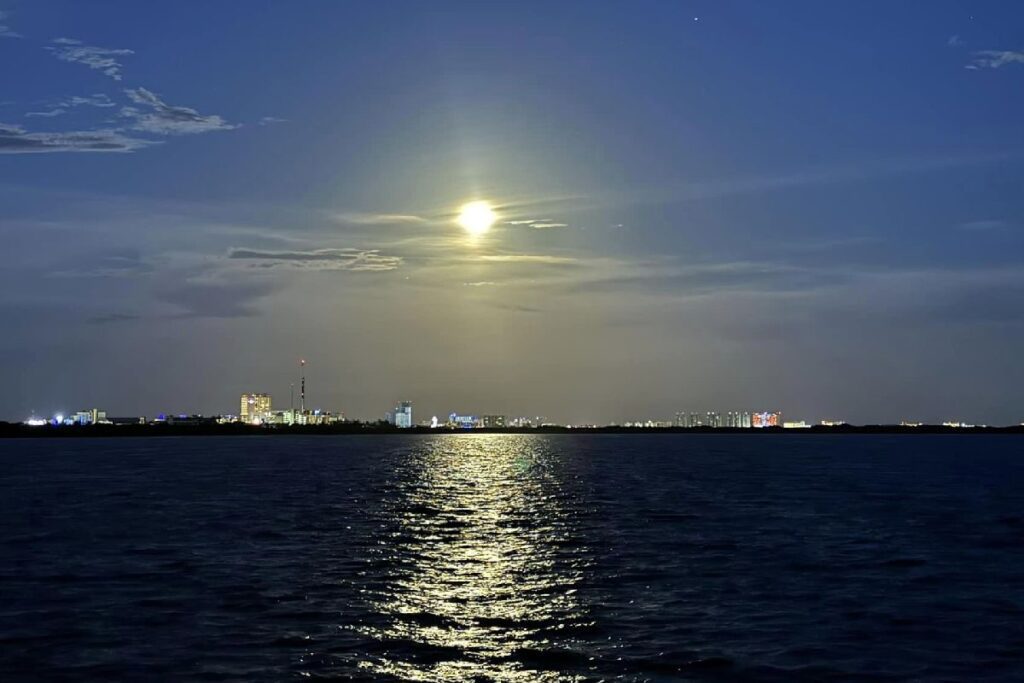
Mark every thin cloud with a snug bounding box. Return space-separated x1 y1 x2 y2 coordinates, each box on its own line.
122 87 235 135
25 94 118 118
47 38 134 80
67 94 117 108
228 247 403 272
479 254 578 265
258 116 288 126
334 212 427 226
506 218 569 229
495 303 542 314
0 11 20 38
966 50 1024 70
557 259 850 298
26 108 67 118
0 122 154 154
463 281 498 287
947 35 963 48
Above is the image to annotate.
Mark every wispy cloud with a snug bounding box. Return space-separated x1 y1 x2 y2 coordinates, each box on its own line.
25 108 67 118
574 260 848 297
47 38 134 80
334 212 427 226
227 247 403 271
0 11 21 38
966 49 1024 70
0 122 153 154
122 87 235 135
947 35 963 48
258 116 287 126
478 254 578 265
505 218 569 229
463 281 498 287
25 94 118 119
67 94 117 108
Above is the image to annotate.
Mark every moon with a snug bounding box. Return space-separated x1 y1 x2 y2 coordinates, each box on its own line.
457 201 497 236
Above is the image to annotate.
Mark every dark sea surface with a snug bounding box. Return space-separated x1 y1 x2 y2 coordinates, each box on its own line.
1 435 1023 682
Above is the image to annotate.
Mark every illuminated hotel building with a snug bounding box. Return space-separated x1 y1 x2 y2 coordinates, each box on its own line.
752 411 780 428
448 413 479 429
241 393 272 424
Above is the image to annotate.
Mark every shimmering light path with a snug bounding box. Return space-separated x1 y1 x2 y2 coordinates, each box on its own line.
1 435 1023 681
359 436 593 681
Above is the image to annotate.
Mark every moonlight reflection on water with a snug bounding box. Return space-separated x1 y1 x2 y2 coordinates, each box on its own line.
359 435 594 681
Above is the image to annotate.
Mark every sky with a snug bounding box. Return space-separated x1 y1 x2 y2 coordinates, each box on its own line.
1 1 1023 425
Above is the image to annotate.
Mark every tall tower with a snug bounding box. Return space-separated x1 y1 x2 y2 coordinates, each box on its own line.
300 359 306 413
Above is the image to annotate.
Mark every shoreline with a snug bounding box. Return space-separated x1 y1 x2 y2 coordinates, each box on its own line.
2 423 1023 438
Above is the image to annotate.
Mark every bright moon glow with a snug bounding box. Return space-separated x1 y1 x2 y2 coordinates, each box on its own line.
457 201 497 235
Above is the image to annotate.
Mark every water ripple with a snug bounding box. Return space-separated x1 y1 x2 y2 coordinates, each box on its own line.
1 434 1022 681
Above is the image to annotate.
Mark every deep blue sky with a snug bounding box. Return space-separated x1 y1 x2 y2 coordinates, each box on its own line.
2 1 1023 424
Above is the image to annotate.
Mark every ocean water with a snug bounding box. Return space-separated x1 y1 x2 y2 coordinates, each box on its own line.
1 434 1022 682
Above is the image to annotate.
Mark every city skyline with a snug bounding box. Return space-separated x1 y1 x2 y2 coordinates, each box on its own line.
18 388 1021 429
3 2 1024 424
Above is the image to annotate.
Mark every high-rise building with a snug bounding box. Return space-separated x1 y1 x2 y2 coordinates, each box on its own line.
705 411 722 428
482 415 506 428
394 401 413 428
241 393 272 424
675 412 703 427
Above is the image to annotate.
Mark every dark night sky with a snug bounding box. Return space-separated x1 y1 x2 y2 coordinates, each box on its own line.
2 1 1023 424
